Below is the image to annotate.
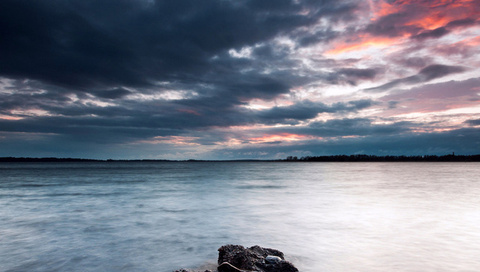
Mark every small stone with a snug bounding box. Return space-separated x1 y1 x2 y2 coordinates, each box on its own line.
265 255 282 264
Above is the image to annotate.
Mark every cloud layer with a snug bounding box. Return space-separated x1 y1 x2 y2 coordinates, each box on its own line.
1 0 479 159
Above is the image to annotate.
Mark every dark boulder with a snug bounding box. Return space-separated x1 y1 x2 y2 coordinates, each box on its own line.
217 245 298 272
174 245 298 272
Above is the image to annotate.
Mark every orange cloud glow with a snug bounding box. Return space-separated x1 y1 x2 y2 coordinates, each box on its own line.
464 36 480 47
248 133 317 144
377 0 479 30
326 34 402 55
370 0 402 19
407 14 450 30
0 114 23 120
328 0 478 55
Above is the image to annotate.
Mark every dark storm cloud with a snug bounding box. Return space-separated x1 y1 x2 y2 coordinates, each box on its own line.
0 0 356 91
1 64 380 141
335 68 378 85
0 82 73 115
317 67 380 86
0 115 186 145
391 56 432 68
365 12 421 38
91 88 132 99
254 99 375 124
411 17 479 40
292 117 412 137
365 64 466 92
194 117 414 150
338 68 377 79
219 73 292 101
296 28 339 46
446 18 478 28
0 95 376 145
0 0 371 152
412 27 449 40
0 0 369 140
387 101 400 109
465 119 480 126
419 65 466 81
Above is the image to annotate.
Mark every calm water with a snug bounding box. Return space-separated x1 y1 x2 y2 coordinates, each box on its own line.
1 162 479 272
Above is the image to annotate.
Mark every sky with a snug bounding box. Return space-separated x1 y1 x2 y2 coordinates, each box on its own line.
1 0 480 160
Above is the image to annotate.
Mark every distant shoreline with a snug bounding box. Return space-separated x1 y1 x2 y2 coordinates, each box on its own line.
1 154 480 162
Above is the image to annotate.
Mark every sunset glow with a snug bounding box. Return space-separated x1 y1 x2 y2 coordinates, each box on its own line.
249 133 316 144
326 35 402 55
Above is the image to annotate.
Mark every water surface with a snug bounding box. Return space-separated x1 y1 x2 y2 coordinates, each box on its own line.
1 162 479 271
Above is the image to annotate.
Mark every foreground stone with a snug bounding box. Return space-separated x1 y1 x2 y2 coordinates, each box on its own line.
175 245 298 272
218 245 298 272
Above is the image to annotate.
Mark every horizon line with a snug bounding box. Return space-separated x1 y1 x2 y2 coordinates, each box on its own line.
1 154 480 162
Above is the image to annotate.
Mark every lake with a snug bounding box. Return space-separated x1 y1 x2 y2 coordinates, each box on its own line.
1 162 479 272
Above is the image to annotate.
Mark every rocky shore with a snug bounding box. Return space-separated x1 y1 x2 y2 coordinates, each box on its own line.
175 245 298 272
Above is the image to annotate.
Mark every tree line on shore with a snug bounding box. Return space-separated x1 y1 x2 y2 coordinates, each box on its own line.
284 154 480 162
1 154 480 162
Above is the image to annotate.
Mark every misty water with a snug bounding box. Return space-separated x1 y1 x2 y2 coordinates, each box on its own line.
1 162 479 272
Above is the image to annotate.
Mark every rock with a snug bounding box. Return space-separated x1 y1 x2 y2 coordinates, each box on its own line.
218 262 249 272
174 245 298 272
217 245 298 272
265 256 282 264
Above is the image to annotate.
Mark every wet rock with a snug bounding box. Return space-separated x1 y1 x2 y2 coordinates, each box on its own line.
218 262 249 272
174 245 298 272
217 245 298 272
265 256 282 264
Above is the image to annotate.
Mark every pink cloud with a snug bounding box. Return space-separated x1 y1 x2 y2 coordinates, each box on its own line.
381 77 480 114
329 0 480 54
